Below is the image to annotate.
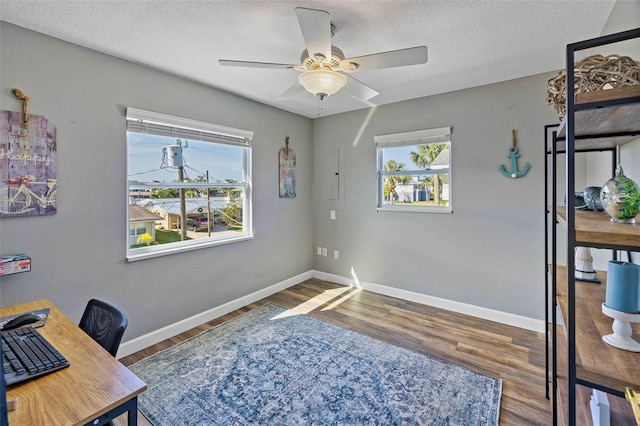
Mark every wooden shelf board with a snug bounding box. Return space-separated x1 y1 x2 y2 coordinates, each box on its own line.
554 265 640 394
577 86 640 104
554 318 639 425
556 207 640 247
554 86 640 152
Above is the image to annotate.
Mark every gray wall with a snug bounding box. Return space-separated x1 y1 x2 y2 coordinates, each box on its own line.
312 74 559 320
3 15 632 337
0 23 314 338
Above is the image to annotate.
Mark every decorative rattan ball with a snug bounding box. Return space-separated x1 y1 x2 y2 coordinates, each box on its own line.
546 54 640 121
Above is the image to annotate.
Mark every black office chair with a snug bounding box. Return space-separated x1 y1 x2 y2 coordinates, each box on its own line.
79 299 128 426
79 299 128 358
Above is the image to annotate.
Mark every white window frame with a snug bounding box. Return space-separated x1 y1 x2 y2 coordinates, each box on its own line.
375 127 452 213
126 108 254 261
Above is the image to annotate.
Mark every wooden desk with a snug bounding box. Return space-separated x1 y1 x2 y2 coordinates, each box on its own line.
2 299 147 426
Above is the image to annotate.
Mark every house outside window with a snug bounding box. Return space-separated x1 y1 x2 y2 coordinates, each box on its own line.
126 108 253 261
375 127 452 213
128 205 163 247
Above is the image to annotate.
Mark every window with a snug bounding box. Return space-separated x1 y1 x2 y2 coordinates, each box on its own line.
130 224 147 236
375 127 452 213
126 108 253 261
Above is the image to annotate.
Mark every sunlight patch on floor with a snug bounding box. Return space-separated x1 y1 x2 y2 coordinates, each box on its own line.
315 266 364 310
321 288 361 311
271 286 355 320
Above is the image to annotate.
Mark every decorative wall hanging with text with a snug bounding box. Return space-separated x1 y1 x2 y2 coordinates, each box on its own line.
0 89 57 217
498 129 530 179
279 136 296 198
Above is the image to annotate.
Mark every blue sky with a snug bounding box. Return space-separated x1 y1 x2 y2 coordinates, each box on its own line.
127 132 244 183
381 146 418 169
379 143 450 170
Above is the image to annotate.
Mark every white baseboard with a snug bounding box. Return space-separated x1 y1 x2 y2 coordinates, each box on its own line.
312 270 546 333
117 270 313 358
118 269 544 358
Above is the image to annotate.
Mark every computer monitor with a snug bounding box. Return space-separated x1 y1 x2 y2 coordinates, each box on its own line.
0 341 8 426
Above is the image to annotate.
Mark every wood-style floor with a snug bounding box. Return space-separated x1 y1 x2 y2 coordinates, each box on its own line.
115 278 551 425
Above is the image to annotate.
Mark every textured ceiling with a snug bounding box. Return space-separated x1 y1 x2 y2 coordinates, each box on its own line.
0 0 618 118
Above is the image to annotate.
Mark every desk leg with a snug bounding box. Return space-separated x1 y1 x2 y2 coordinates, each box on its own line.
126 396 138 426
84 396 138 426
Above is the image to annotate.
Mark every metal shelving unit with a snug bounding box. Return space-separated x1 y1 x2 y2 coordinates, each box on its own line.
545 28 640 426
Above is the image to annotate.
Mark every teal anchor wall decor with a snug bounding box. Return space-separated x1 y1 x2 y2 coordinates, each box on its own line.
499 129 530 179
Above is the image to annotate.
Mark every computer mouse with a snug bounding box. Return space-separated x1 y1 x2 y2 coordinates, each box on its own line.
1 313 42 331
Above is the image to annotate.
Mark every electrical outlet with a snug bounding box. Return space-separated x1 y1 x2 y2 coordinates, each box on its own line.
322 248 328 256
333 250 339 259
317 247 322 256
330 210 336 220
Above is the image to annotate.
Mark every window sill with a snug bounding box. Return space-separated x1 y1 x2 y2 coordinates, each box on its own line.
376 205 453 214
126 233 253 262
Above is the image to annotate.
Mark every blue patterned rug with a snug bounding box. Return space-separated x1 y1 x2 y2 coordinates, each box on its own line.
129 303 501 425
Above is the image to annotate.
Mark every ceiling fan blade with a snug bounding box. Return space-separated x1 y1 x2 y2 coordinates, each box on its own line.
219 59 297 70
295 7 332 61
277 81 305 100
342 75 379 101
342 46 428 72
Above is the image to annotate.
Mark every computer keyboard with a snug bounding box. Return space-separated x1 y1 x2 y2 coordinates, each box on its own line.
2 327 70 385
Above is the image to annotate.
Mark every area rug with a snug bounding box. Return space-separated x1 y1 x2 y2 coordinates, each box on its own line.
128 303 502 425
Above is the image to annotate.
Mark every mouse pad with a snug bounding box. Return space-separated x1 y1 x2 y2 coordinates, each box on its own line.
0 308 50 330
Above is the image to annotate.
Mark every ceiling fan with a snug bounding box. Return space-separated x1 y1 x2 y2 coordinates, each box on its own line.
219 7 428 102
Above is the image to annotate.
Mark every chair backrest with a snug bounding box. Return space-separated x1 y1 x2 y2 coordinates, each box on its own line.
79 299 128 358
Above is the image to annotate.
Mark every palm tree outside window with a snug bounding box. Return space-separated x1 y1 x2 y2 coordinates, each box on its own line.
375 127 452 213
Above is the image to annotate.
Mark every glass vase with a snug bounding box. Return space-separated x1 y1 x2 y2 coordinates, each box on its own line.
600 165 640 224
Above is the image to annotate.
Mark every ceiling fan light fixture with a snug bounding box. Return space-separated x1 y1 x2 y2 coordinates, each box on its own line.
298 69 347 97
